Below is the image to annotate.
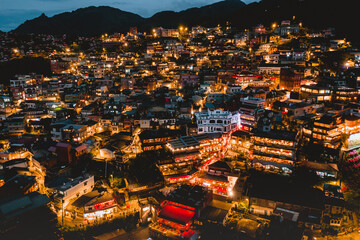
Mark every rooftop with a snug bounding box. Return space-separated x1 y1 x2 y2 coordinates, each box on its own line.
159 202 195 225
168 133 222 150
166 184 211 209
0 192 50 220
247 170 324 210
252 130 297 142
55 174 93 192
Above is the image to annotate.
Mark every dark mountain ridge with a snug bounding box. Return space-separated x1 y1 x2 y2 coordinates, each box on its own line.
143 0 246 29
14 6 144 36
11 0 359 45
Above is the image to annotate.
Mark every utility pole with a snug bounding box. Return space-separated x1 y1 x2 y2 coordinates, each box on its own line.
62 199 64 226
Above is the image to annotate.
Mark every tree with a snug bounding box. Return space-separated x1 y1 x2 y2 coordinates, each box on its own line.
113 191 126 206
291 166 320 187
128 151 164 185
236 200 249 213
110 176 125 189
0 56 52 86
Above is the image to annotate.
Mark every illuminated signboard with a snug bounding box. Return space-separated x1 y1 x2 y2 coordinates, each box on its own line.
348 132 360 149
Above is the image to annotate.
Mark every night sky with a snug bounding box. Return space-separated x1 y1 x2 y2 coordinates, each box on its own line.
0 0 257 32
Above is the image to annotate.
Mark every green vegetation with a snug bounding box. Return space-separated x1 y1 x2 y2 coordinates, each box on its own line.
128 150 164 185
235 200 249 213
291 166 321 187
109 176 126 189
0 56 52 86
319 50 353 73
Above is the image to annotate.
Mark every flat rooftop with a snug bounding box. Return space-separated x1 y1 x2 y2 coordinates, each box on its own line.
168 133 222 150
252 130 297 142
56 174 93 192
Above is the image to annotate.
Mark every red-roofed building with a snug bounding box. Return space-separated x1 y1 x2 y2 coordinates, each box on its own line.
150 201 199 240
149 185 210 239
159 202 195 226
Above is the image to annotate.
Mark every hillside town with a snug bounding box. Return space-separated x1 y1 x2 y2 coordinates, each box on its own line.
1 20 360 240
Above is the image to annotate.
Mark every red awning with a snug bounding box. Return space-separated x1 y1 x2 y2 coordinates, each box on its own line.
159 204 195 225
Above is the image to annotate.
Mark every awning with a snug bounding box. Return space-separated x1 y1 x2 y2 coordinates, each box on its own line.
159 203 195 225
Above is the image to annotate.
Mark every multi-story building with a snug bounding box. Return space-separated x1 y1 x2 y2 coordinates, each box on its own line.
251 130 298 173
10 75 32 88
139 129 179 152
303 113 360 150
258 63 282 75
192 161 238 197
309 114 343 149
180 74 199 87
232 72 262 88
162 133 224 183
226 84 242 94
195 109 240 134
0 96 12 112
10 86 25 102
239 97 265 132
149 185 212 240
24 84 42 100
229 130 251 155
166 133 224 162
77 192 118 221
300 84 332 102
247 172 323 232
10 75 42 101
206 93 232 104
322 184 351 231
153 27 180 38
53 174 95 207
333 87 359 102
272 99 314 119
5 119 26 135
0 147 33 163
263 53 280 64
275 22 300 36
61 124 90 143
280 68 303 92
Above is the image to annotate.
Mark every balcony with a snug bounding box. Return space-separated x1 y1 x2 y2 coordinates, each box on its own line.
253 150 294 161
253 141 295 150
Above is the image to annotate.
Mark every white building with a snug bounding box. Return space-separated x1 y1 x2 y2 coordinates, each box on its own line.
54 174 95 207
258 64 282 75
10 75 32 88
226 84 242 94
195 109 240 133
263 54 280 64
